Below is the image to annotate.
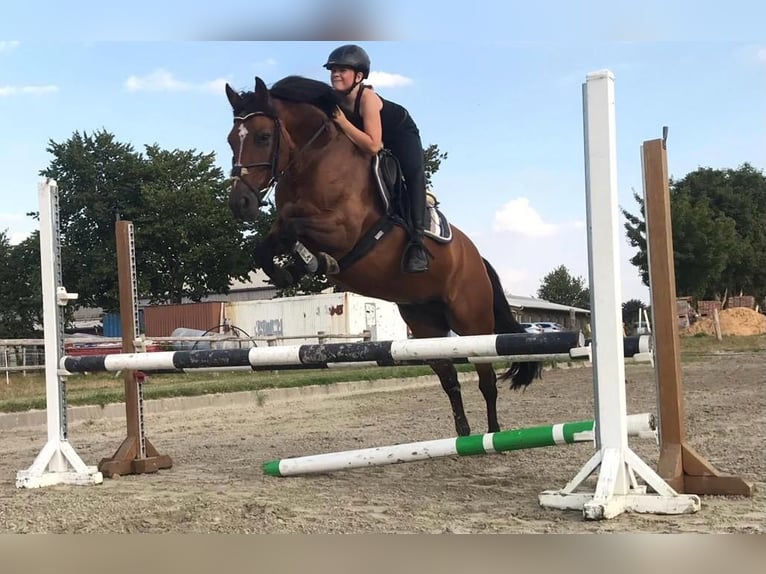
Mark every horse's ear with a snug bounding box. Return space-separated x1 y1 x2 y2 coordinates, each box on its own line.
254 76 268 93
225 83 241 109
254 76 272 106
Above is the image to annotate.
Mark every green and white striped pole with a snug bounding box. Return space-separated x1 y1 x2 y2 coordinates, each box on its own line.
263 413 655 477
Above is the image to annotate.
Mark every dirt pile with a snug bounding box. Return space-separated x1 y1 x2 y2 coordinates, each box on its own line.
681 307 766 336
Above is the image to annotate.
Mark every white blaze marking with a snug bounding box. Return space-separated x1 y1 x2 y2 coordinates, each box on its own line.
236 123 248 166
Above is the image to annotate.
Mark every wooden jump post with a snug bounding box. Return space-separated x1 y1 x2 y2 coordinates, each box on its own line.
97 221 172 478
642 131 753 497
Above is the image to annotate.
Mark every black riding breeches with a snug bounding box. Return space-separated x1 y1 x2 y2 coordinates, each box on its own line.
386 130 427 228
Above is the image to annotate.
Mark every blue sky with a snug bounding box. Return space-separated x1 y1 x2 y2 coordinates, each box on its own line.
1 3 764 303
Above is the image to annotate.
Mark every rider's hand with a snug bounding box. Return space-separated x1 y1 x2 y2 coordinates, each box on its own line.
332 106 348 126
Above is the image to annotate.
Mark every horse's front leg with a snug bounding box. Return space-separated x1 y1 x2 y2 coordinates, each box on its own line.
281 218 341 277
253 232 300 288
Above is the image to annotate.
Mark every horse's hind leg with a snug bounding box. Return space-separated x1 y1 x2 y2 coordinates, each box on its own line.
429 360 471 437
446 281 502 433
398 303 471 437
473 363 500 433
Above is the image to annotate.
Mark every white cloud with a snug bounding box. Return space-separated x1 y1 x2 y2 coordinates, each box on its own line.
493 197 559 237
470 222 648 302
200 77 231 94
0 41 20 53
368 71 413 88
758 46 766 63
496 266 532 297
0 212 26 224
1 213 34 245
8 230 32 245
125 69 190 92
0 84 58 96
254 57 277 68
125 69 232 94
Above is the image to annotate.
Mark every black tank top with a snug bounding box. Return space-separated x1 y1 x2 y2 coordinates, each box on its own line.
352 84 419 148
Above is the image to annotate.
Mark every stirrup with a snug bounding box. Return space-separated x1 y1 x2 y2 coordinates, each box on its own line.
401 242 430 273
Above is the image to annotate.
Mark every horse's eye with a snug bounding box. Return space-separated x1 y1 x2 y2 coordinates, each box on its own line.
254 132 271 146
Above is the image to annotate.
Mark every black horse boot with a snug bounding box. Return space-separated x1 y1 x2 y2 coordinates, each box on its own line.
402 188 430 273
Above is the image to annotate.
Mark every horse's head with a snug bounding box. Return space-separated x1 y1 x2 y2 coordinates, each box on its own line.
225 75 338 221
225 77 289 220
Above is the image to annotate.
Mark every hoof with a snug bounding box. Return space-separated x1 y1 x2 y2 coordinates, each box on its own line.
455 419 471 437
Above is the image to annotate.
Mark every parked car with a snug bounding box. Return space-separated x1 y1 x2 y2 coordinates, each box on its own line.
534 321 565 332
520 322 544 334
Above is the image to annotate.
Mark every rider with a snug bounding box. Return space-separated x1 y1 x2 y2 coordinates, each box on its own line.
324 44 430 274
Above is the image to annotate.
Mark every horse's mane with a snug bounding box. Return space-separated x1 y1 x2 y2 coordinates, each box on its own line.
232 76 343 118
270 76 342 117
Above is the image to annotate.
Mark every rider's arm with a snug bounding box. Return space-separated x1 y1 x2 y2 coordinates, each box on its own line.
334 90 383 155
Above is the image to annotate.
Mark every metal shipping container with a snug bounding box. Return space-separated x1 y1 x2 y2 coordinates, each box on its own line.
225 292 408 345
102 310 145 338
143 302 226 337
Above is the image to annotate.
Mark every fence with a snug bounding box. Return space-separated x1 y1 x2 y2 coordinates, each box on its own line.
727 295 756 310
2 345 45 381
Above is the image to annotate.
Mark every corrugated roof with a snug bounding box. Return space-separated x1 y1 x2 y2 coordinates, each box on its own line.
506 294 590 314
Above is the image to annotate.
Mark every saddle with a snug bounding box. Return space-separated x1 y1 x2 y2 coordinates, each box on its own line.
307 150 453 275
373 151 452 243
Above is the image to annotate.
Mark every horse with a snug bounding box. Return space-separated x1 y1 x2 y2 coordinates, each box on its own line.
225 75 542 437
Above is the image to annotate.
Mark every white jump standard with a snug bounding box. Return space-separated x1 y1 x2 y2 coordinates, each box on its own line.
16 180 103 488
536 70 700 518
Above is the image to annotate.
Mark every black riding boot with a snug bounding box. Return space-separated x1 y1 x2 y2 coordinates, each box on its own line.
402 188 430 274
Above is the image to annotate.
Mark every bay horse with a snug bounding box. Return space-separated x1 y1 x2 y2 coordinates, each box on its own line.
225 75 542 436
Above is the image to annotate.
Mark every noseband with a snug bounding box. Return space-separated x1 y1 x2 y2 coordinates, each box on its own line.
231 111 330 206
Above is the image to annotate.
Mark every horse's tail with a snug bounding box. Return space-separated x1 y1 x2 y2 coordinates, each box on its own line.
482 258 543 390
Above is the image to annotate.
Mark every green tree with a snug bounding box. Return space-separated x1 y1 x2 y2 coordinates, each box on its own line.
137 145 252 304
673 164 766 298
423 143 448 189
537 265 590 309
621 298 646 327
41 130 253 310
622 164 765 300
0 231 42 338
623 189 649 286
670 192 739 299
41 130 147 311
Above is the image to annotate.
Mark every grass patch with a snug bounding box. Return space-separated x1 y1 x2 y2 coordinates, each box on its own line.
678 333 766 355
0 363 480 413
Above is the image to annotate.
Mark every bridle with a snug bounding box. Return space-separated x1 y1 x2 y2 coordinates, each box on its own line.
231 110 331 206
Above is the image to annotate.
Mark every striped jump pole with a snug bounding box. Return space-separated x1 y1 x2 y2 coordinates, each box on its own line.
262 413 656 477
579 335 652 358
60 331 585 374
172 352 580 374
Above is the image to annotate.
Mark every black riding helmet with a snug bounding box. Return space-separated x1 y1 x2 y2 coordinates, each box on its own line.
324 44 370 79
